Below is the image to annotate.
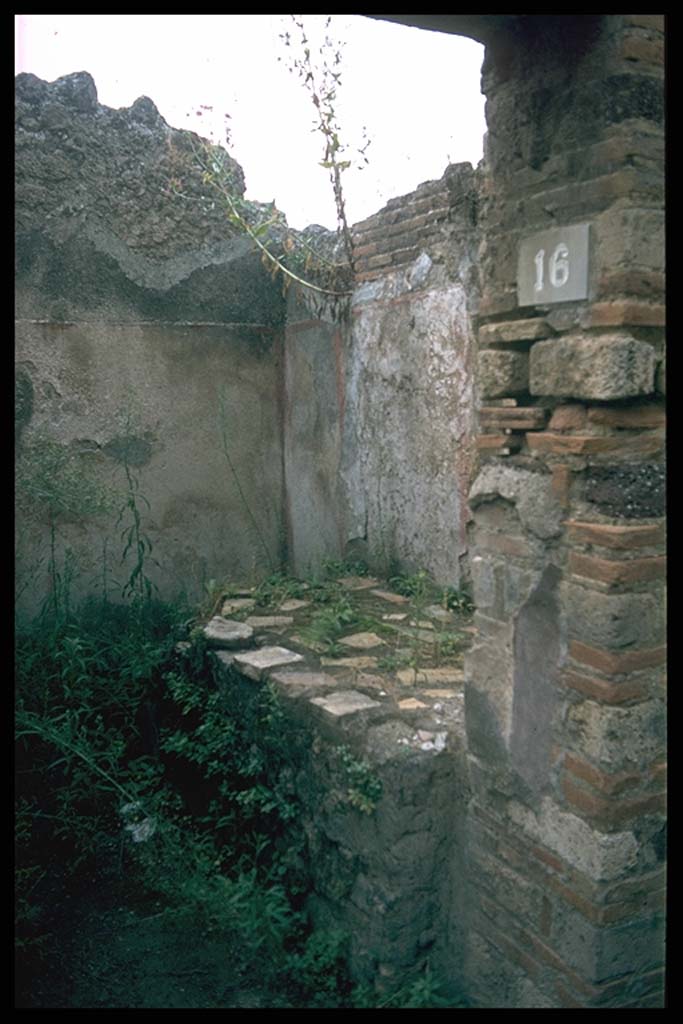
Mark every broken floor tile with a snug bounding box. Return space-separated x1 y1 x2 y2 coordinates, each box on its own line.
204 617 254 649
425 605 456 622
398 698 428 710
232 646 304 681
397 667 465 687
269 670 339 698
370 588 409 605
382 613 408 622
339 632 385 650
279 599 310 612
221 598 256 616
309 690 381 717
245 615 294 628
338 576 379 590
321 656 379 669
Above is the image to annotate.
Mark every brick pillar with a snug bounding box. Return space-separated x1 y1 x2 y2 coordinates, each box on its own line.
464 14 665 1008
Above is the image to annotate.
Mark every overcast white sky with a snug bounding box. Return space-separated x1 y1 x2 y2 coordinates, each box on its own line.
15 14 486 230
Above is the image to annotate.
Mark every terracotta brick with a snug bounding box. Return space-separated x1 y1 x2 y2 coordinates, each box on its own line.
605 869 666 906
476 530 532 558
586 404 665 428
551 464 573 507
352 242 378 260
569 640 666 675
596 269 665 301
562 776 666 826
564 753 642 796
484 923 540 981
478 318 554 345
477 433 522 453
586 301 665 327
528 934 608 996
528 431 664 457
365 253 393 270
568 551 666 586
620 34 665 66
548 405 586 431
480 406 548 429
565 520 665 550
562 669 647 704
546 872 603 923
530 844 566 875
521 169 662 224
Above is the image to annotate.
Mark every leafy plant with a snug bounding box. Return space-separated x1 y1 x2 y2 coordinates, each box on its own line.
333 745 382 815
117 458 160 603
442 585 475 615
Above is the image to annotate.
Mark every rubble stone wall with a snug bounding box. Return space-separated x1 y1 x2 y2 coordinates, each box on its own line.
15 72 287 615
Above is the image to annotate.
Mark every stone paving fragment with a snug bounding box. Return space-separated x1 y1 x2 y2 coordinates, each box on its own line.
397 667 465 687
425 604 456 622
338 576 379 590
204 617 254 648
382 613 408 622
309 690 382 718
398 698 428 710
246 615 294 628
321 656 379 669
423 688 459 699
269 670 340 698
339 632 385 650
221 598 256 616
279 599 310 612
232 646 304 681
370 588 410 605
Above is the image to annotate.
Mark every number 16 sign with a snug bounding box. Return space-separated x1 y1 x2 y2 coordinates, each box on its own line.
517 223 590 306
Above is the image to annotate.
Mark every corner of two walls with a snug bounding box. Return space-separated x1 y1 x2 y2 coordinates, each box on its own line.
284 164 482 587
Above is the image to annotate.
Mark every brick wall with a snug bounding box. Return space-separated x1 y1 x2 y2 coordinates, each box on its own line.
464 13 665 1008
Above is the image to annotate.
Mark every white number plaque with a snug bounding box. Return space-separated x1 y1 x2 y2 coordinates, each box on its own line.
518 223 590 306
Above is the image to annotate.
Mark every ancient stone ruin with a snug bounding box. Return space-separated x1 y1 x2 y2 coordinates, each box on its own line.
15 14 665 1008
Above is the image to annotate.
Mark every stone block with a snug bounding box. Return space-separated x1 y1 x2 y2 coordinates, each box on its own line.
245 615 294 628
203 617 254 649
568 552 666 587
221 598 256 616
594 207 665 274
479 350 529 398
339 632 386 650
583 463 666 519
232 646 304 681
470 464 564 540
567 699 666 772
508 797 639 883
530 334 655 400
561 584 665 649
309 690 382 718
